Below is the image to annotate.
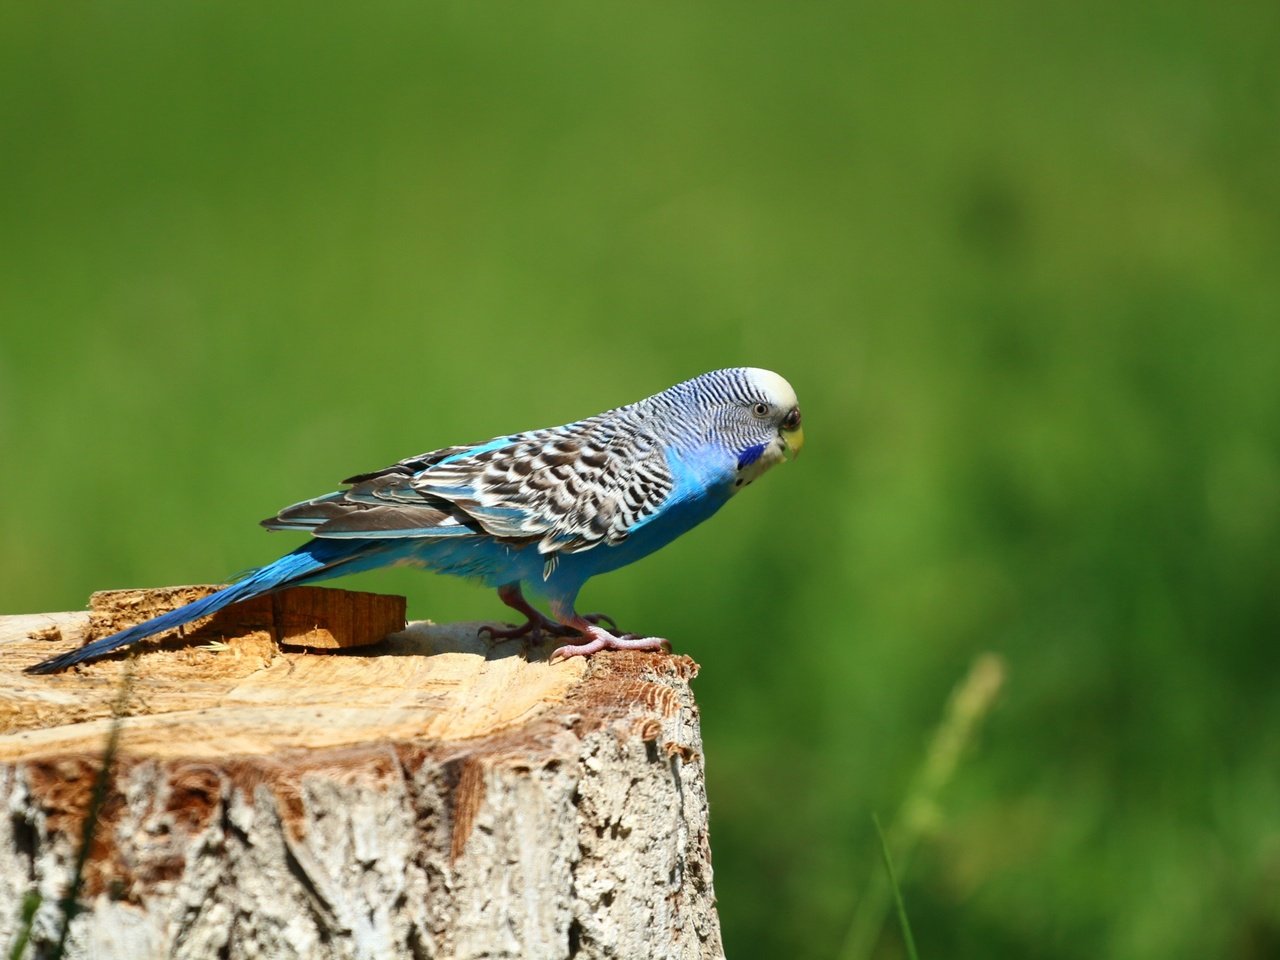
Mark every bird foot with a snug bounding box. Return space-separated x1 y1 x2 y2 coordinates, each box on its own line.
551 626 671 661
479 611 620 644
478 621 533 642
478 615 571 643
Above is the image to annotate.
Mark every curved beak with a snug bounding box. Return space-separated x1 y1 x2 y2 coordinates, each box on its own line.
781 424 804 460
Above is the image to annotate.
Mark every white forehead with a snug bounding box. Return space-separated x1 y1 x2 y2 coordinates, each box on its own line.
744 368 798 408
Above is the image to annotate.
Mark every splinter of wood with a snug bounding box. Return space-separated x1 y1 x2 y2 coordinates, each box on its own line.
86 583 406 653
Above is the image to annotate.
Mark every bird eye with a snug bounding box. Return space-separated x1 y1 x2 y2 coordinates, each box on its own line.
752 402 770 418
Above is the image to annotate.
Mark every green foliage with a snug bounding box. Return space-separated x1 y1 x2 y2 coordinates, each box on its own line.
2 3 1278 957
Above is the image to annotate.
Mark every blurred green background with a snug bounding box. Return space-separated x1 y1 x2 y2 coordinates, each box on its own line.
3 2 1278 957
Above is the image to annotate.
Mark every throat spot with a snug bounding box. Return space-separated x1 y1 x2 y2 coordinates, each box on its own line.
737 443 767 471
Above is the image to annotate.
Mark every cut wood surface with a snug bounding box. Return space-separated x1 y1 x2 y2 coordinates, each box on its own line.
0 588 723 960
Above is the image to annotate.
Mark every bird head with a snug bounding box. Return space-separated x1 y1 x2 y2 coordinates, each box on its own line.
695 367 803 489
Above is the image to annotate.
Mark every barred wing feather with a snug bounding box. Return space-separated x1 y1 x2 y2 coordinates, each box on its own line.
262 416 676 555
412 417 676 554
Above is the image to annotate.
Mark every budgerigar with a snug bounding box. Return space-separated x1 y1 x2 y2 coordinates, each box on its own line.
27 368 803 674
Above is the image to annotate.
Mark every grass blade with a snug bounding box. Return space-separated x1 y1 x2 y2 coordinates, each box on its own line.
874 813 919 960
838 653 1005 960
8 891 42 960
48 662 137 960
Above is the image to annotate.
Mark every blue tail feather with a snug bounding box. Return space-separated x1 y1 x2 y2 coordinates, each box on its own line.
25 540 373 674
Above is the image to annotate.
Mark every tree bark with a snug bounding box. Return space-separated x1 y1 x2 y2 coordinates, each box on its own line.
0 588 724 960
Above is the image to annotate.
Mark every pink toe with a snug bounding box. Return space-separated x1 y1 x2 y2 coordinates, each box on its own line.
551 625 670 660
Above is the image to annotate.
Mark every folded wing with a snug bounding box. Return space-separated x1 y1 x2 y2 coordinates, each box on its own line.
261 415 677 556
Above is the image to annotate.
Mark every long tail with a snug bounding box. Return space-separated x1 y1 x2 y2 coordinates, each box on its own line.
26 539 381 675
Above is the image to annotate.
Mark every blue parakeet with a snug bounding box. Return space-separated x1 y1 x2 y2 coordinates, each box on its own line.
27 368 803 674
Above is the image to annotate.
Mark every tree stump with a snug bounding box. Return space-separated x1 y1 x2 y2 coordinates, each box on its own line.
0 588 724 960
